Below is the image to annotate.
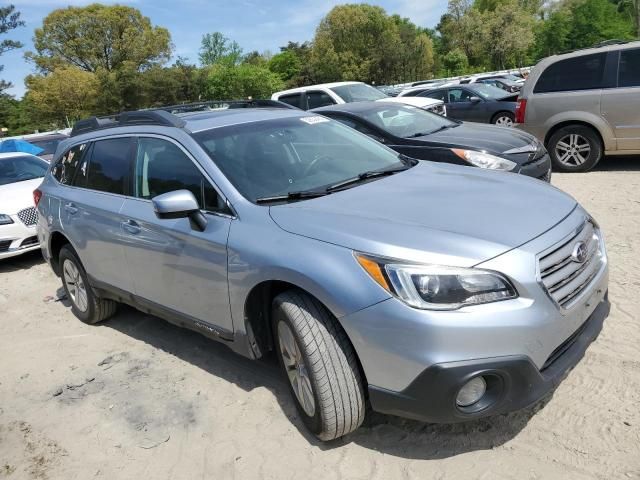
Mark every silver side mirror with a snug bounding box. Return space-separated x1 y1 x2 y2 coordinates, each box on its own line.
152 190 207 232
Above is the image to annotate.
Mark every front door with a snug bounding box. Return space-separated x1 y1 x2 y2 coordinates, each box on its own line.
445 88 480 122
119 136 234 333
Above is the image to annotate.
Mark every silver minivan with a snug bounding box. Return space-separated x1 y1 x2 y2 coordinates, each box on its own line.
37 107 610 440
516 40 640 171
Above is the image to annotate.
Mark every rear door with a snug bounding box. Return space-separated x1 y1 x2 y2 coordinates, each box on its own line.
119 136 234 334
601 47 640 150
59 136 135 291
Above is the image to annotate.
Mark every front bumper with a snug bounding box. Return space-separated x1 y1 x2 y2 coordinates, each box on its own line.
368 295 609 423
0 215 40 260
518 152 552 182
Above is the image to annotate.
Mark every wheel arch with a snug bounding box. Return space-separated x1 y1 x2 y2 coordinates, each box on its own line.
48 230 73 276
544 120 605 151
241 279 369 386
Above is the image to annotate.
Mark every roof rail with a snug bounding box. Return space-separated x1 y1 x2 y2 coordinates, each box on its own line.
593 39 629 48
71 109 187 137
70 99 297 137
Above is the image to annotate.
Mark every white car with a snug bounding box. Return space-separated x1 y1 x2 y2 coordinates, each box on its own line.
379 96 447 116
272 81 388 109
0 153 48 260
272 81 446 115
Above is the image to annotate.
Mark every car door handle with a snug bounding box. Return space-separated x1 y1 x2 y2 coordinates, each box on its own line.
64 203 78 215
121 220 141 235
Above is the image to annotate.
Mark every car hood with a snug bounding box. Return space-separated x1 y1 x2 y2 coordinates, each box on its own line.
0 178 42 214
417 122 537 158
269 162 576 267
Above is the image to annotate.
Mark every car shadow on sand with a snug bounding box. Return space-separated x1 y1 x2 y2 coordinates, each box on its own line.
100 305 552 460
0 250 44 273
593 155 640 172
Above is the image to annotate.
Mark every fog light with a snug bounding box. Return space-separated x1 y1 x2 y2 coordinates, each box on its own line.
456 376 487 407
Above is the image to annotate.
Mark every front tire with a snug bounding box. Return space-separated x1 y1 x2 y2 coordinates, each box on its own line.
59 245 117 325
272 290 365 441
548 125 602 172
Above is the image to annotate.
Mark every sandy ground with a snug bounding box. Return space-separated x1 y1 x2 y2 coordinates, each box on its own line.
1 157 639 480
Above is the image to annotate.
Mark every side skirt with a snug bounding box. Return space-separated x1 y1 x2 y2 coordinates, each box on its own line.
87 276 234 343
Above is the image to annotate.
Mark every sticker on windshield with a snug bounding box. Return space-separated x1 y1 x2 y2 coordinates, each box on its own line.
300 116 330 125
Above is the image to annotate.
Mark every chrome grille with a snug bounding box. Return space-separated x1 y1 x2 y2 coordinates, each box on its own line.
539 220 604 309
17 207 37 226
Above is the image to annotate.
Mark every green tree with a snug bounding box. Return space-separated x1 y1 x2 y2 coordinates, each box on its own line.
28 4 171 73
203 64 284 100
25 66 99 125
533 8 572 58
0 4 25 92
199 32 244 66
566 0 634 49
484 0 537 68
441 48 469 75
268 50 302 82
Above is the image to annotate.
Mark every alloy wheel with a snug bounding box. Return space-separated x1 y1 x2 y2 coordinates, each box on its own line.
555 134 591 167
63 259 88 313
278 320 316 417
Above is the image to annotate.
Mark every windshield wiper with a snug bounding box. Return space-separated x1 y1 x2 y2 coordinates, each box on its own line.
405 124 457 138
326 164 411 192
255 189 328 204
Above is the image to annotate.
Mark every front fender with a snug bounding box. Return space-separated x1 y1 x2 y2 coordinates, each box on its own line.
226 218 391 338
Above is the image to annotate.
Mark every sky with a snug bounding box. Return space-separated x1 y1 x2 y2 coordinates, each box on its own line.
2 0 448 98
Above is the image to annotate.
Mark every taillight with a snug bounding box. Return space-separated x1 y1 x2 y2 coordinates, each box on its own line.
515 99 527 124
33 189 42 207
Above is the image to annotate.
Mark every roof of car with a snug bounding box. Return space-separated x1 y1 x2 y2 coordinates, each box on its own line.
0 152 41 160
180 107 309 133
274 81 363 96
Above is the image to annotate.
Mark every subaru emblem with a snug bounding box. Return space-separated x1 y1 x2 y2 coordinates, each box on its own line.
571 241 588 263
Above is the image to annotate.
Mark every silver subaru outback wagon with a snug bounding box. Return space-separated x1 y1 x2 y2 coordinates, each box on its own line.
36 107 610 440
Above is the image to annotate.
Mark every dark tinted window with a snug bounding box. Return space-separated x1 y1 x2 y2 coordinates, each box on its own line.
278 94 303 109
0 155 48 186
135 137 226 212
53 143 87 185
84 138 132 195
306 91 335 109
619 48 640 87
422 90 447 102
534 53 606 93
31 137 64 156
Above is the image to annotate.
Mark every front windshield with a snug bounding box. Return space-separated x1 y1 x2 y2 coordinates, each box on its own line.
469 83 513 99
194 116 406 203
362 104 456 138
0 155 48 186
330 83 388 102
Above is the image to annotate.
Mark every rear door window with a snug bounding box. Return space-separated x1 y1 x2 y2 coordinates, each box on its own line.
53 143 88 185
83 137 133 195
618 48 640 87
306 91 336 109
278 93 303 109
534 53 606 93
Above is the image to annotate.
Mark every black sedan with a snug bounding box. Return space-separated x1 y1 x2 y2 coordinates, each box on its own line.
407 83 518 127
311 101 551 181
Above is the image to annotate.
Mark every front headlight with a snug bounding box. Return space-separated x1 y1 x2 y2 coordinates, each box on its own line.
355 254 517 310
0 214 14 225
452 149 517 171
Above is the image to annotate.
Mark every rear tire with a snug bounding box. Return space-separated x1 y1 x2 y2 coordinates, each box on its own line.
548 125 602 172
272 290 365 441
491 111 515 127
59 245 117 325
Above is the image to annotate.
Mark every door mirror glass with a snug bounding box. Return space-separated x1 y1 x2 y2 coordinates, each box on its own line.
469 96 481 103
